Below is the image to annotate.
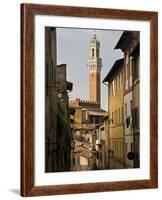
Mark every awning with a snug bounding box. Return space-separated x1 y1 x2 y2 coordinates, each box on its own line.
88 110 108 117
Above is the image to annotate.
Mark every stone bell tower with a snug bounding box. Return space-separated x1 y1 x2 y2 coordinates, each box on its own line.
87 33 102 107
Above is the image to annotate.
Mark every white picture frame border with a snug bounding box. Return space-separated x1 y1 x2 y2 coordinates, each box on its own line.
35 15 150 186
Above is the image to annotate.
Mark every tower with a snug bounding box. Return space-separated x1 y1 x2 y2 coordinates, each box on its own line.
87 33 102 107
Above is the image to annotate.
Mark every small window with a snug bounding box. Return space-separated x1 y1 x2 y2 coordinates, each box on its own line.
125 143 127 154
132 55 139 81
132 108 139 129
92 48 95 57
95 116 99 124
130 100 133 120
112 81 115 96
125 57 128 80
125 103 127 118
131 143 133 152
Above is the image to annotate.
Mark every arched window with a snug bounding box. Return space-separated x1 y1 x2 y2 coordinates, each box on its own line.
92 48 94 57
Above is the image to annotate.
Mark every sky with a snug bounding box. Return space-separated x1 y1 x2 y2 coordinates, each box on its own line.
56 28 123 111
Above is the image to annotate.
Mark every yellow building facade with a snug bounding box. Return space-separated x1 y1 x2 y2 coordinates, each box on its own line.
103 58 125 169
131 42 140 168
115 31 140 168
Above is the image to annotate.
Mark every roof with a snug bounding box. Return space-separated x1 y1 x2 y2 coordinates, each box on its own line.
114 31 131 49
114 31 139 51
130 42 140 56
103 58 124 83
57 64 66 67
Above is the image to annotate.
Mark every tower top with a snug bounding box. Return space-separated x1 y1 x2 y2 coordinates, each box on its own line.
93 32 96 40
91 31 99 43
88 32 102 71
